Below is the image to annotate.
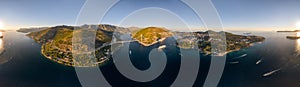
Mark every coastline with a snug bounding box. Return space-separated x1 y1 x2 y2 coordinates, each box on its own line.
41 44 73 67
41 44 109 67
135 37 264 56
135 37 167 46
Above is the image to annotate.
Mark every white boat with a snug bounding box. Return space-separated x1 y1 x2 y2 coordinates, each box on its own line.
158 45 166 49
263 69 281 77
256 59 262 64
129 50 132 54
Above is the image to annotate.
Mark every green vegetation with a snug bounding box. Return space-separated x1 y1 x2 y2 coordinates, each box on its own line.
28 25 114 67
28 24 265 66
27 28 51 43
176 31 265 55
225 32 265 50
132 27 173 46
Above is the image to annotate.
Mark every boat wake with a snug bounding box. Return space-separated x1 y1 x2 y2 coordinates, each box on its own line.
263 69 281 77
229 61 239 64
233 54 247 59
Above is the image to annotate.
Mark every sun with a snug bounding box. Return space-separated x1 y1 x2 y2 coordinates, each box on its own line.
0 21 4 29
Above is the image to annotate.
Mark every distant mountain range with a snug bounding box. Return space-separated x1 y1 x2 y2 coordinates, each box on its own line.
17 27 49 33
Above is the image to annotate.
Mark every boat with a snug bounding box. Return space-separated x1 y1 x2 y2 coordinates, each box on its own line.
158 45 166 49
256 59 262 64
263 69 281 77
129 50 132 54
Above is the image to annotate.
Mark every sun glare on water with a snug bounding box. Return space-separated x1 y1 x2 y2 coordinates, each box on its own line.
297 32 300 37
297 22 300 29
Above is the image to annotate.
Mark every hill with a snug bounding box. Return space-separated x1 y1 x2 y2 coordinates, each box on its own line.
27 25 120 67
27 24 266 66
176 31 265 55
132 27 173 46
17 27 48 33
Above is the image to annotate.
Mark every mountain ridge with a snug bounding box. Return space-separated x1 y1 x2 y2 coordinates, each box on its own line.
25 24 265 66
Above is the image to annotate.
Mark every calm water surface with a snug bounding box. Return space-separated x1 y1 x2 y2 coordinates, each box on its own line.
0 31 300 87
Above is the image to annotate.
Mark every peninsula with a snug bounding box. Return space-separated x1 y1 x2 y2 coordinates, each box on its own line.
133 27 265 55
132 27 173 46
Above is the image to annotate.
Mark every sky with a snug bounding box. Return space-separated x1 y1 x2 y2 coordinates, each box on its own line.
0 0 300 31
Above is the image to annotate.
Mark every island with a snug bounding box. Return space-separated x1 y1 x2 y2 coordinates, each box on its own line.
133 27 265 55
286 36 300 39
277 30 300 32
25 24 265 67
276 30 300 39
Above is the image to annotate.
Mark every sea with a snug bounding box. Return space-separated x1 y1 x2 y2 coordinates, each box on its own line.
0 31 299 87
